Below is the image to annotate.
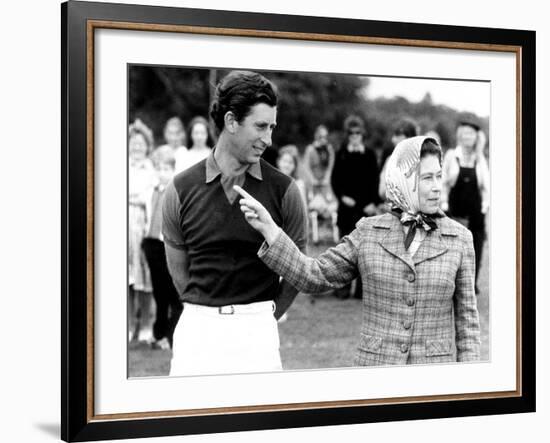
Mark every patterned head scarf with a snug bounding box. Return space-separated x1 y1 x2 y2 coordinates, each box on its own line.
385 135 443 249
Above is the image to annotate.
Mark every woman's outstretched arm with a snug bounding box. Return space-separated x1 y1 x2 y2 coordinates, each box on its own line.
235 185 359 294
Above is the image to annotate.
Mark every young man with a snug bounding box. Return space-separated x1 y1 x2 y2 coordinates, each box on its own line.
162 70 307 375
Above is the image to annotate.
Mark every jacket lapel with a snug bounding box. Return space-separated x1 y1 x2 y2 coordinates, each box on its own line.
413 217 453 265
376 215 416 272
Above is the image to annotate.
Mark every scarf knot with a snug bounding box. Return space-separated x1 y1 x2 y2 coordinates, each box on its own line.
391 208 442 250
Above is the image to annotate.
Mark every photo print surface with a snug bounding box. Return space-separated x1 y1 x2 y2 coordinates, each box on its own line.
127 64 490 378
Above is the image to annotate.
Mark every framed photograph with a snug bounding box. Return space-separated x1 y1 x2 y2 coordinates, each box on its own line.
62 0 535 441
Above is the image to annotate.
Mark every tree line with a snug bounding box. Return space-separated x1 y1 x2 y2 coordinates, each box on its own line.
129 65 489 155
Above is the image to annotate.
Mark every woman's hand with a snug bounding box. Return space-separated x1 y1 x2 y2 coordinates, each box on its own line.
234 185 281 245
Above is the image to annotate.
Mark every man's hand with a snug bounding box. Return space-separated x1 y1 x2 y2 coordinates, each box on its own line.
234 185 281 245
341 195 356 207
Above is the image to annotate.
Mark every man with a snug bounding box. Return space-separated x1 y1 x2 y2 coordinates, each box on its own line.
162 70 307 375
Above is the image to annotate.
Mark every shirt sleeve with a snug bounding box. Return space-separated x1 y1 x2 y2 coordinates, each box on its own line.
281 179 308 252
161 180 186 250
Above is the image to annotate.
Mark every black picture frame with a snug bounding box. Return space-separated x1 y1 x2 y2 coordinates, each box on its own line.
61 1 536 441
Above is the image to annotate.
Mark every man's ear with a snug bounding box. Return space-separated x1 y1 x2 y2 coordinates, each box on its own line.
224 111 238 134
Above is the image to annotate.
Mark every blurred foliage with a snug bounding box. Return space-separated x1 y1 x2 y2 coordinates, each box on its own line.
129 66 489 156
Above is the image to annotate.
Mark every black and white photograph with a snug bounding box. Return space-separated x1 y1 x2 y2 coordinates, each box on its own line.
127 65 491 377
57 1 536 440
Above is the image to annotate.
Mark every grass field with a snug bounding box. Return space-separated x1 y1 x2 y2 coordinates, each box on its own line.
128 226 490 377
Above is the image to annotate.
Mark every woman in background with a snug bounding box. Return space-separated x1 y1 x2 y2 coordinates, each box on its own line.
442 118 489 294
183 116 215 170
276 145 307 208
303 125 338 244
156 116 188 173
128 119 156 342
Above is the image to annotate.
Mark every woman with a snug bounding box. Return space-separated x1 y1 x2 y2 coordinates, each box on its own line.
276 145 307 208
236 136 481 366
303 126 338 212
128 119 156 342
157 116 188 173
441 119 489 294
184 116 215 170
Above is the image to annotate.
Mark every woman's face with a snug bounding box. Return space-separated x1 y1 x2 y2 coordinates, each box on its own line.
164 124 185 148
457 125 477 150
191 122 208 148
277 152 296 177
417 154 442 214
129 133 148 161
314 127 328 145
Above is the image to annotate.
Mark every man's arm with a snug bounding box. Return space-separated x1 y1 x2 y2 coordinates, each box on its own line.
165 243 189 296
162 180 188 296
273 180 308 319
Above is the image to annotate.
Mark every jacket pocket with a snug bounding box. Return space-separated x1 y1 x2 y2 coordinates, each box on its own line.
358 334 382 354
425 339 453 357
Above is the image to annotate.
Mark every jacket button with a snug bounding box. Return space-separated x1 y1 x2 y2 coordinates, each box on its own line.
406 298 415 307
407 273 415 282
400 344 409 353
403 320 412 330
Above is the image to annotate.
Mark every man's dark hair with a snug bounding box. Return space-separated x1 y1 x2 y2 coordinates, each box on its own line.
420 137 442 165
209 70 278 132
393 117 419 138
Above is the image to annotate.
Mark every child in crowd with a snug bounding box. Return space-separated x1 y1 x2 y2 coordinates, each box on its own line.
141 150 183 349
128 119 156 342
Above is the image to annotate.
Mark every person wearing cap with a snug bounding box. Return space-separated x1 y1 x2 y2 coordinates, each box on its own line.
162 70 307 375
441 116 489 294
236 136 481 366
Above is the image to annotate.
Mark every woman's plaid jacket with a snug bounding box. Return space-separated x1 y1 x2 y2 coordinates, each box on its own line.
259 213 481 365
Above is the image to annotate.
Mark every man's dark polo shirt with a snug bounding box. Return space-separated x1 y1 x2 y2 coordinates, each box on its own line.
162 152 307 307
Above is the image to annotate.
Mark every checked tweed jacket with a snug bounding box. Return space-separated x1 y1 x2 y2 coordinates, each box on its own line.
259 213 481 366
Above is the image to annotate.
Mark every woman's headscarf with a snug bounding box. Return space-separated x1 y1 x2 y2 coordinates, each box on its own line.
385 135 442 249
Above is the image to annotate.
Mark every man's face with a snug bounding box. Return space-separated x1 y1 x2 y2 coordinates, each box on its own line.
457 125 477 149
230 103 277 165
417 154 442 214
